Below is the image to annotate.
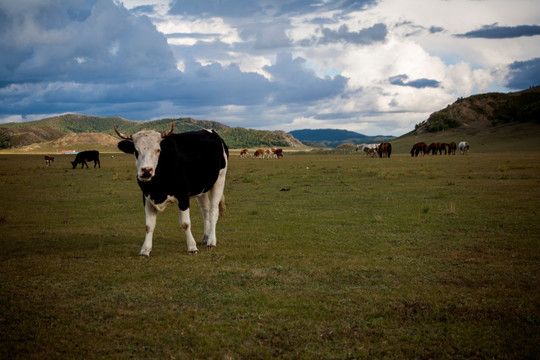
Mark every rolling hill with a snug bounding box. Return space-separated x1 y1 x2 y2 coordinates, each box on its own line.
0 114 304 151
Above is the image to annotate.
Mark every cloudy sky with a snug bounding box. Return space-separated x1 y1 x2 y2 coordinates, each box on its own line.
1 0 539 135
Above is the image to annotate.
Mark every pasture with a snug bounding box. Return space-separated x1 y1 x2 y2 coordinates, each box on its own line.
0 151 539 359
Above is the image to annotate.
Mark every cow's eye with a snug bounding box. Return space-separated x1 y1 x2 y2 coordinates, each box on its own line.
156 149 161 155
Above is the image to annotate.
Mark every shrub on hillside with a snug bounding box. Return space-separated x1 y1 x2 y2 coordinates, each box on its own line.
426 112 461 132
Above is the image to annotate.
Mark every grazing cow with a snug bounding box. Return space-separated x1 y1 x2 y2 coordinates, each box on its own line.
378 142 392 158
71 150 100 169
274 148 284 158
440 143 449 155
459 141 470 155
410 142 429 157
239 149 248 158
364 147 377 157
253 149 265 158
44 155 54 166
428 142 442 155
115 122 229 255
264 149 272 158
448 142 457 155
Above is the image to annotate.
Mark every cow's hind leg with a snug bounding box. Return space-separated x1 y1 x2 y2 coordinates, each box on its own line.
140 199 157 257
179 208 199 254
197 194 211 246
205 167 227 248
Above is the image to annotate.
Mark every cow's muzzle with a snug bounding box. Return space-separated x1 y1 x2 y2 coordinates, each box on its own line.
139 167 154 181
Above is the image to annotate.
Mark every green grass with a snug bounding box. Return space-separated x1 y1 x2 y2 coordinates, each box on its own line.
0 152 539 359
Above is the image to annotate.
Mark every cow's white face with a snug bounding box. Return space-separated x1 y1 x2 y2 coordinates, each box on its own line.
131 130 162 182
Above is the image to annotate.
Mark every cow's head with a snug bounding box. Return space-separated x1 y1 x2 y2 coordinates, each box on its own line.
114 121 174 182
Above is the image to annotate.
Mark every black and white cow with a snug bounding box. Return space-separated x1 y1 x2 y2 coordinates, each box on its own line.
115 122 229 256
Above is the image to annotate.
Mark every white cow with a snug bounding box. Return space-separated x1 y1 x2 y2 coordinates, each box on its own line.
459 141 470 155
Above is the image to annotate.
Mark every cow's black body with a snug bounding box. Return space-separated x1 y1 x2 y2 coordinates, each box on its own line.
119 130 228 210
71 150 100 169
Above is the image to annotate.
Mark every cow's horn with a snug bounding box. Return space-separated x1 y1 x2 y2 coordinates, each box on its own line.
114 125 132 140
161 120 174 138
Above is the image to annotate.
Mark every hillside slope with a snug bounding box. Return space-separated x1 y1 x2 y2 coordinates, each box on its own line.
392 86 540 153
0 114 303 150
413 86 540 134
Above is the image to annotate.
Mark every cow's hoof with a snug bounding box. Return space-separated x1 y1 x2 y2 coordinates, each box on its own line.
188 249 199 254
206 245 215 250
138 253 150 258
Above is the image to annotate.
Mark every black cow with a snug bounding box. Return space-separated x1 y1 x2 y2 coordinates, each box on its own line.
71 150 100 169
115 122 229 256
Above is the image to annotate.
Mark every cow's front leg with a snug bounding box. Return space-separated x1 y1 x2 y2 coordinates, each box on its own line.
179 207 199 254
140 199 157 257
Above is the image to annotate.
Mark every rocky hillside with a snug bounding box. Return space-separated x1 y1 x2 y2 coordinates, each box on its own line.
0 114 304 150
391 86 540 153
413 86 540 135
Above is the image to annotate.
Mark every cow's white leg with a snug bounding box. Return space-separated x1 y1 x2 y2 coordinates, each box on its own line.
179 208 199 254
205 166 227 248
197 194 211 246
140 199 157 257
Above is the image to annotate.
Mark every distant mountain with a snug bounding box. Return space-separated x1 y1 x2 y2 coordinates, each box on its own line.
289 129 394 148
0 114 304 149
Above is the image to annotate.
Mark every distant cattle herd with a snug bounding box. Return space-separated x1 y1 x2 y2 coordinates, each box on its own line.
410 141 469 156
240 148 284 159
43 137 470 169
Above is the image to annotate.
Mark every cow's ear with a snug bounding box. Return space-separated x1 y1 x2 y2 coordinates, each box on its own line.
118 140 135 154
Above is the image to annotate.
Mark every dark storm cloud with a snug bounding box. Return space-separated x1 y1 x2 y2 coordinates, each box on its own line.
389 74 440 88
456 24 540 39
318 23 387 45
168 0 378 18
505 58 540 90
0 0 176 84
0 0 351 120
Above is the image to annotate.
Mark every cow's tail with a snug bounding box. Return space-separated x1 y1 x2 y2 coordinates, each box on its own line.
219 195 226 216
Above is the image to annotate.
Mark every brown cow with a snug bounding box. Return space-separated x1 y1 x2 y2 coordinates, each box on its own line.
274 149 283 158
448 142 457 155
440 143 449 155
44 155 54 166
364 147 377 157
239 149 248 158
253 149 265 158
378 142 392 158
428 142 442 155
410 142 428 157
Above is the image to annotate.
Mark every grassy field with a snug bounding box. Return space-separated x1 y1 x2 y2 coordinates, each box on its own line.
0 151 539 359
